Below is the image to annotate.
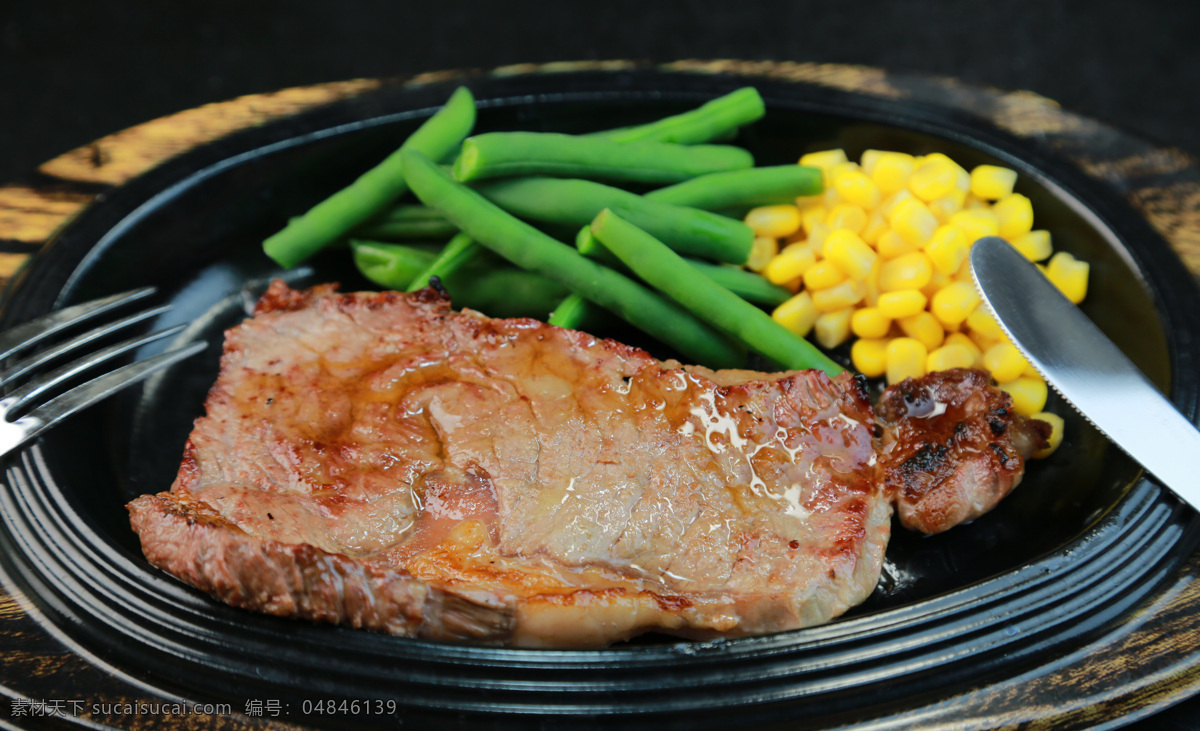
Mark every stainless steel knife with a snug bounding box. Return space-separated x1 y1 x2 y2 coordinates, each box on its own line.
970 236 1200 509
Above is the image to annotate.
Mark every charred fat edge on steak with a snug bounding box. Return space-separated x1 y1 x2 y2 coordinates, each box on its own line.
127 281 1047 647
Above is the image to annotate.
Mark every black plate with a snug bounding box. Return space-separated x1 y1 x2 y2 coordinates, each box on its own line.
2 69 1200 729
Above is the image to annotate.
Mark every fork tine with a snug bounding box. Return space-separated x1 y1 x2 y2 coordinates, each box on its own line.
0 304 172 389
0 287 157 362
3 324 191 413
15 341 208 446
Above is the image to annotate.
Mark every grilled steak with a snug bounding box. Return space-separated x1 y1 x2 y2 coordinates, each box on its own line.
127 281 1047 647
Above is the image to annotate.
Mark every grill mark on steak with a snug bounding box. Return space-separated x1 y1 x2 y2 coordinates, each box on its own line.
127 283 1048 646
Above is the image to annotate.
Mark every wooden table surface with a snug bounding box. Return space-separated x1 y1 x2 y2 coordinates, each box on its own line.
2 62 1200 729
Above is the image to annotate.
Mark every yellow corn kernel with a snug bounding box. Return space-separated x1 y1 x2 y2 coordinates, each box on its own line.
833 168 882 209
944 332 983 366
956 166 972 193
993 193 1034 240
826 203 868 235
1003 376 1049 416
762 243 816 285
926 153 971 192
1030 411 1065 458
800 203 829 236
1046 251 1089 303
908 156 958 202
878 251 934 292
928 189 967 223
802 260 846 291
746 236 779 272
862 259 882 307
983 341 1028 383
890 198 939 246
799 149 848 181
967 327 999 354
745 204 802 239
824 229 878 280
930 281 982 327
877 289 928 319
860 209 890 245
814 308 854 349
860 149 884 177
851 338 889 378
1010 230 1053 261
921 270 952 300
825 163 859 208
851 307 891 339
886 337 928 385
879 188 915 216
898 312 945 351
866 151 916 195
876 229 918 259
812 280 865 312
925 225 969 275
963 194 989 210
772 291 819 337
808 222 831 255
953 261 977 284
829 160 861 179
948 208 1000 243
927 343 978 372
965 305 1004 341
970 165 1018 200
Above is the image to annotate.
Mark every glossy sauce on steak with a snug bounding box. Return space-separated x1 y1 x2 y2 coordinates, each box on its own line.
127 281 1047 647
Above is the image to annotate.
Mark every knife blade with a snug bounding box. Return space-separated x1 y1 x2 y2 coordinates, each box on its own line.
969 236 1200 510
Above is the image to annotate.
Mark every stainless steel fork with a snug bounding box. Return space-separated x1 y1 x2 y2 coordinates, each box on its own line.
0 288 206 458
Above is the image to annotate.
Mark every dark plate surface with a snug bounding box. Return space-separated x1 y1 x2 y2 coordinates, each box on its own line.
2 68 1200 729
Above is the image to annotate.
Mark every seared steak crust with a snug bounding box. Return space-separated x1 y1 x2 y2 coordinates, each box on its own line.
128 490 516 641
127 282 1046 646
877 368 1050 534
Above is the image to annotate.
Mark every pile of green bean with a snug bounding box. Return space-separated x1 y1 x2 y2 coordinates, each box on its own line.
261 86 842 376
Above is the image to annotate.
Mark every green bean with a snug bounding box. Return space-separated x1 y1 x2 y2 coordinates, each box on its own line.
687 262 793 307
474 177 752 264
373 204 447 224
351 239 565 317
590 209 843 376
402 149 745 369
547 293 588 328
576 227 789 306
405 232 482 293
452 132 753 184
645 165 823 211
592 87 765 145
354 204 458 241
546 292 617 331
351 240 438 289
575 225 620 265
264 86 476 268
453 269 568 319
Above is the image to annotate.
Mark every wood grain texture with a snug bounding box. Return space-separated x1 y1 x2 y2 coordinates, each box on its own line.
1 590 297 729
1 61 1199 729
37 79 382 187
0 184 93 245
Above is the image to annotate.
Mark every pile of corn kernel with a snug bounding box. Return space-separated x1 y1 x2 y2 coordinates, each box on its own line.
744 149 1085 457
